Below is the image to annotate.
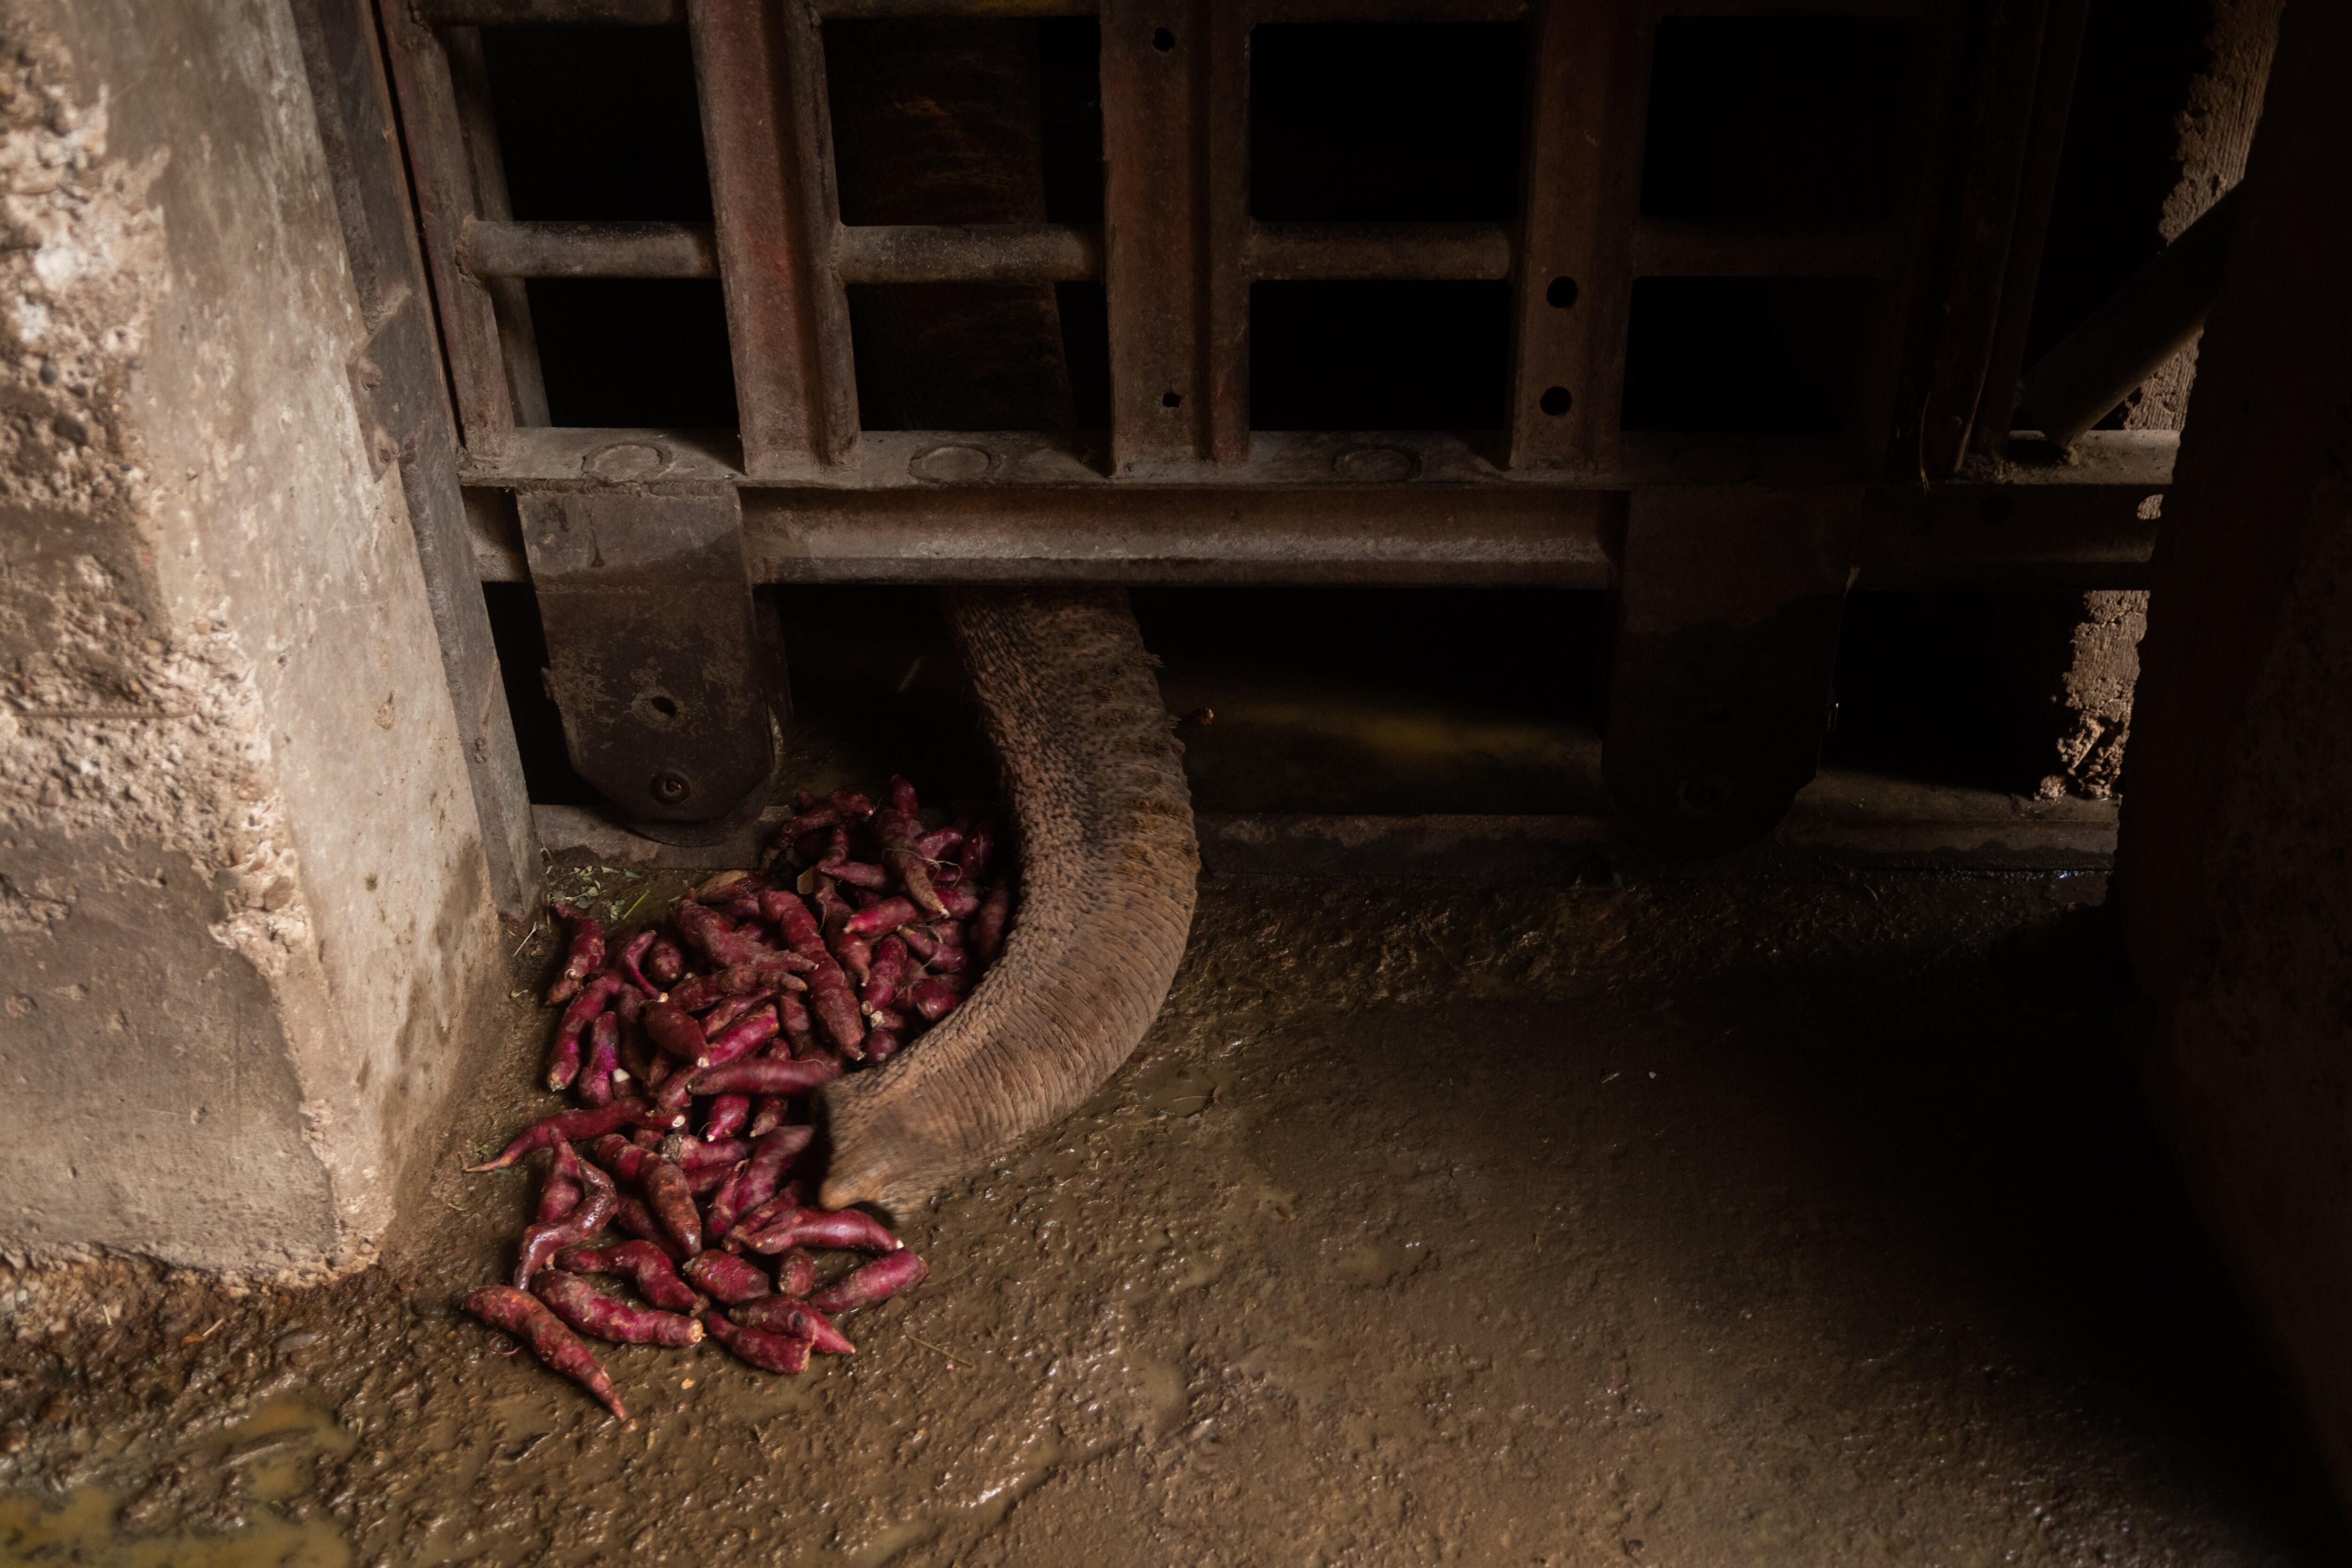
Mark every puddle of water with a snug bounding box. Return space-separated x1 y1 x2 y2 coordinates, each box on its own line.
217 1398 358 1505
0 1484 351 1568
1335 1242 1429 1288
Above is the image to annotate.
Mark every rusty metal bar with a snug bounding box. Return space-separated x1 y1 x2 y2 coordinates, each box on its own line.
2015 184 2240 450
1917 0 2058 476
1508 0 1643 470
1254 0 1525 17
377 2 527 440
818 0 1097 12
417 0 683 19
1970 0 2090 455
461 218 719 279
833 223 1104 284
688 0 859 473
1248 222 1514 281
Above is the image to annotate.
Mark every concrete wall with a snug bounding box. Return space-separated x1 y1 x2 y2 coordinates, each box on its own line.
2115 0 2352 1504
0 0 503 1275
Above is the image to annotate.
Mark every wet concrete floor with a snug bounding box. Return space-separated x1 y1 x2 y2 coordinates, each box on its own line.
1 867 2344 1566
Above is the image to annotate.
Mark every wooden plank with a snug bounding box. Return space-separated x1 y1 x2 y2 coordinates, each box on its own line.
1507 0 1645 470
688 0 859 473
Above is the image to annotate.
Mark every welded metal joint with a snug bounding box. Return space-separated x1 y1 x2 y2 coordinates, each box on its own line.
517 487 783 839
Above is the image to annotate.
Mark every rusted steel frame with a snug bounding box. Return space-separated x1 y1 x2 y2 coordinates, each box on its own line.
461 218 719 279
1915 0 2059 477
442 27 552 426
2015 184 2240 451
1252 0 1524 16
1247 222 1513 281
834 223 1105 284
687 0 859 473
1642 0 1923 12
1968 0 2090 456
417 0 683 20
1507 0 1644 470
377 1 531 439
1101 0 1247 470
818 0 1096 12
1627 221 1896 278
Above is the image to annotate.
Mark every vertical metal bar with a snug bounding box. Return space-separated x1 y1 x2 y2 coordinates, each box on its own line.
1915 0 2055 476
1201 7 1250 463
441 26 551 425
1970 0 2091 457
376 0 517 441
688 0 860 472
1507 0 1645 471
1102 0 1220 470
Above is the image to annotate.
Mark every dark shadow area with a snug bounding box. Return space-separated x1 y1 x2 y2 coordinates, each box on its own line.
1640 16 1914 223
1250 23 1524 222
483 581 594 807
1824 589 2069 793
1251 280 1511 430
1621 276 1868 433
524 278 738 430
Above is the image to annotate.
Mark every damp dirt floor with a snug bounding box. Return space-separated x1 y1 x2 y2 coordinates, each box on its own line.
2 867 2346 1567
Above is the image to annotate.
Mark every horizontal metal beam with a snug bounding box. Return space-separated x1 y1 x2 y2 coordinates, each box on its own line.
833 223 1102 284
462 428 2172 589
460 218 716 278
415 0 684 21
1249 222 1514 282
2014 184 2240 451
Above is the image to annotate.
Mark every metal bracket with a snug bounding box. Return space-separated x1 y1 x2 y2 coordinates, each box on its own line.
1603 486 1863 856
517 486 782 837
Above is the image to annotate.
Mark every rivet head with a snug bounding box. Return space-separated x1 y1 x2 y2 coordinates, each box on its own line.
1333 446 1417 483
584 442 667 481
910 444 993 483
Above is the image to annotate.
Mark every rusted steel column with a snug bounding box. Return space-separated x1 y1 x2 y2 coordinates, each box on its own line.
1602 487 1862 855
1101 0 1247 468
377 0 549 440
518 488 782 835
689 0 860 471
1507 0 1642 470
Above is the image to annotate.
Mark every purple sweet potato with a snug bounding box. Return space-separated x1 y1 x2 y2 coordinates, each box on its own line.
910 973 969 1023
514 1144 614 1288
970 880 1012 965
808 1250 929 1315
588 1132 650 1185
875 777 948 919
957 821 996 882
467 1100 678 1171
466 1286 627 1420
746 1095 787 1138
845 896 919 941
578 1012 621 1108
737 1124 813 1213
729 1296 856 1355
532 1270 703 1348
682 1249 773 1305
684 1056 841 1098
760 890 826 959
534 1136 582 1226
863 1029 902 1061
642 1001 708 1066
739 1207 901 1256
645 937 685 985
703 1008 779 1067
554 1240 706 1313
614 927 660 997
772 1246 818 1298
667 960 810 1014
694 991 773 1036
859 935 910 1013
675 899 788 970
660 1134 751 1170
642 1159 702 1256
613 1195 686 1262
702 1093 750 1142
703 1310 810 1375
545 971 624 1091
544 903 605 1008
805 953 865 1055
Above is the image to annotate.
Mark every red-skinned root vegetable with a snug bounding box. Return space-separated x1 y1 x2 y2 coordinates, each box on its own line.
747 1096 787 1138
532 1270 704 1348
845 896 919 940
910 974 969 1023
667 959 811 1014
660 1134 751 1170
675 899 790 970
806 954 865 1055
864 1029 902 1061
642 1159 702 1256
915 824 965 861
760 890 826 958
515 1144 615 1287
579 1013 621 1108
643 1001 709 1066
703 1009 779 1067
555 1241 706 1313
615 927 660 997
686 1160 733 1196
724 1185 804 1247
860 935 911 1014
730 1296 856 1355
683 1250 773 1305
545 971 623 1091
694 992 772 1038
646 938 685 984
738 1125 812 1212
685 1055 842 1098
613 1195 686 1261
865 1006 910 1035
466 1286 628 1420
876 777 950 920
704 1164 751 1242
958 822 995 881
702 1094 750 1142
468 1100 680 1171
704 1311 810 1375
588 1133 650 1185
739 1208 902 1256
773 1247 818 1298
809 1250 929 1315
970 881 1011 965
534 1138 583 1226
545 903 606 1007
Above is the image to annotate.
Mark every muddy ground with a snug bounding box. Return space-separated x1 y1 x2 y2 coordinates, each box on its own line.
0 869 2343 1567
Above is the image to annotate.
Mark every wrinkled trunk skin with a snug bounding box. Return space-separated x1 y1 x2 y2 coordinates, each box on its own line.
819 589 1197 1218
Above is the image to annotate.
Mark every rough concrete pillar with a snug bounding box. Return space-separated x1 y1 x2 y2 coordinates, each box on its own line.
2114 0 2352 1505
0 0 506 1276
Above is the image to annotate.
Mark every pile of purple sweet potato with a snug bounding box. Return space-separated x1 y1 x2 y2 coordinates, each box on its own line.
461 777 1008 1419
